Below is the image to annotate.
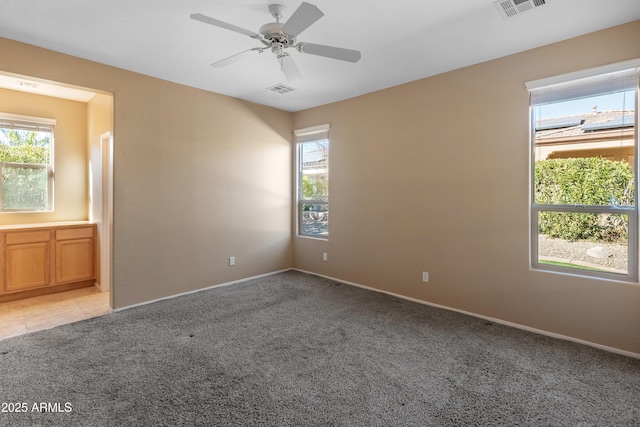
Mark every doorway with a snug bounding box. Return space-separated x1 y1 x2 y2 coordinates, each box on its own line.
0 72 114 337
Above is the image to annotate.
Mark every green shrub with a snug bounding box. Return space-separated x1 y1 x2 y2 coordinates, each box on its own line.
0 129 51 210
534 157 633 242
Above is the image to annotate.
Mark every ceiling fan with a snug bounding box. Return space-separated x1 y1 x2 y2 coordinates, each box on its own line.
190 2 361 83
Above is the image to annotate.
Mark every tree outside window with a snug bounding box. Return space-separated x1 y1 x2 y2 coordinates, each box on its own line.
298 139 329 237
0 122 54 212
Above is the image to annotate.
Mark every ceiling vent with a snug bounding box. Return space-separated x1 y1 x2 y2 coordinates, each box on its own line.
494 0 546 19
267 84 297 94
16 80 39 89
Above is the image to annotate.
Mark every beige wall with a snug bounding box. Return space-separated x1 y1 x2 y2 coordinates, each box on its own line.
111 82 293 307
0 88 88 224
293 21 640 354
0 37 294 309
1 20 639 355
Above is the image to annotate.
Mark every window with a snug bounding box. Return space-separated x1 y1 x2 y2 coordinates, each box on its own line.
527 61 639 281
0 114 55 212
295 125 329 238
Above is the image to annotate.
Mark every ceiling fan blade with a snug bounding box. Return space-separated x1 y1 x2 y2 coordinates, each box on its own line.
211 48 265 68
297 43 362 63
279 54 303 83
281 2 324 37
190 13 260 38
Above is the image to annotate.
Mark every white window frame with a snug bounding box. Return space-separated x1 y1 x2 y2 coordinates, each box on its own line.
0 113 56 212
527 60 640 282
295 124 330 239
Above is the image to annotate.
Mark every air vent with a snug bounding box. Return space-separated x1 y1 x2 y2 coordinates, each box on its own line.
267 84 297 94
494 0 546 19
16 80 39 89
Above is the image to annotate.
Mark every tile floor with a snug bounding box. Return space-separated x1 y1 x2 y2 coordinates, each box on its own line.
0 287 111 341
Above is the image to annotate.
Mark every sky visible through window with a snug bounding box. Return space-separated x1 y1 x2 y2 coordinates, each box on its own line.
536 90 635 119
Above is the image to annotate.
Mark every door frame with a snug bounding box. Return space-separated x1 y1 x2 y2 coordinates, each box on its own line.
99 132 113 293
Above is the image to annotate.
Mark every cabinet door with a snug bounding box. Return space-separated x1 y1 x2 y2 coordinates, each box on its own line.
5 242 51 292
56 238 95 284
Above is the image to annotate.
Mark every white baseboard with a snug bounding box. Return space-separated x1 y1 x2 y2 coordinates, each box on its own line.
294 268 640 360
112 268 293 312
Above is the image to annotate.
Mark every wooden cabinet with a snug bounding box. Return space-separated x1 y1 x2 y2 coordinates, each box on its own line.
4 230 51 292
56 227 95 284
0 223 97 301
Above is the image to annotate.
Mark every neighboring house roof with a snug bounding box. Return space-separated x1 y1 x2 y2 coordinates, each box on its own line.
303 150 326 164
535 110 635 142
302 147 328 170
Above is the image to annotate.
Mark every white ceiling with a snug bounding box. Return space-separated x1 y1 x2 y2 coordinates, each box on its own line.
0 0 639 112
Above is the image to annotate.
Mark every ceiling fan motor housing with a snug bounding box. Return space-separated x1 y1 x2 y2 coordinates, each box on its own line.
259 22 295 47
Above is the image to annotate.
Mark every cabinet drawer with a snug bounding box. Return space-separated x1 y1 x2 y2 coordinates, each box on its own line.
5 230 51 245
56 227 94 240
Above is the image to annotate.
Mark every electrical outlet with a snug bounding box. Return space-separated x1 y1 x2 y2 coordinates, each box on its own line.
229 256 235 266
422 272 429 283
323 252 328 261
